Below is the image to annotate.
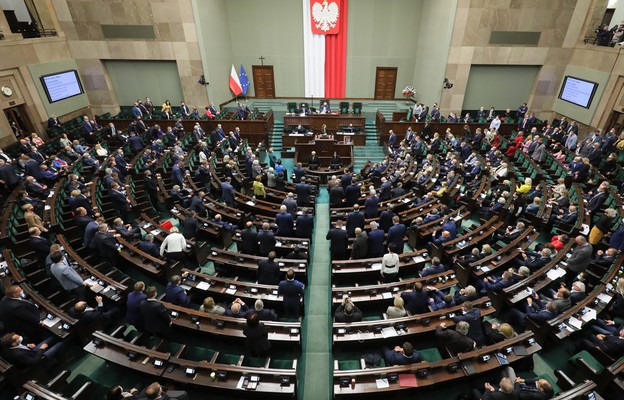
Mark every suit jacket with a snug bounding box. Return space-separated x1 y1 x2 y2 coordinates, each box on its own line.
367 229 386 258
364 196 379 218
567 243 593 273
275 212 294 237
401 290 429 314
164 283 191 306
295 183 312 205
587 192 607 213
326 227 349 258
597 335 624 357
92 231 119 261
329 186 344 208
344 184 360 206
29 236 52 264
239 228 258 254
296 215 314 239
1 344 47 368
334 303 363 322
257 230 276 256
379 211 396 232
257 259 280 285
140 300 172 337
351 232 368 259
387 224 407 251
0 297 41 341
435 326 475 354
452 308 485 345
109 189 129 211
181 217 201 239
126 291 147 328
138 241 160 258
346 211 365 237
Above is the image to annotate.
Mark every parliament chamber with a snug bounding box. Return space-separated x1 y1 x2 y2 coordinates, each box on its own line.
3 1 624 400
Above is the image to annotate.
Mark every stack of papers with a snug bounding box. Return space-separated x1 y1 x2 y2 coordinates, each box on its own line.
42 316 61 328
196 281 211 291
567 316 583 330
546 268 566 280
581 308 597 322
412 256 426 263
381 326 398 338
376 378 390 389
597 293 613 304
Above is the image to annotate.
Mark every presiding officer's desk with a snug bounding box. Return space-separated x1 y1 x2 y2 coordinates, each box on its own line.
283 132 365 147
284 112 365 134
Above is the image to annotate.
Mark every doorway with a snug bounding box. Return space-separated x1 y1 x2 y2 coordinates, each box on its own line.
4 105 34 138
374 67 397 100
252 65 276 98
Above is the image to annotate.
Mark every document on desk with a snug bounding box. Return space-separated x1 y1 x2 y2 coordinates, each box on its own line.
398 374 418 387
196 281 210 291
597 293 613 304
42 316 61 328
376 378 390 389
225 288 237 295
412 256 426 263
381 326 398 338
581 308 597 322
567 316 583 330
151 229 161 236
246 201 256 206
370 263 382 271
382 292 393 299
546 268 566 280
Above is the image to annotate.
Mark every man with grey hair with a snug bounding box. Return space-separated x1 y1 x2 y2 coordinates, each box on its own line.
435 321 475 354
138 233 160 258
282 192 298 219
254 299 277 321
368 221 385 258
516 247 552 270
566 235 593 286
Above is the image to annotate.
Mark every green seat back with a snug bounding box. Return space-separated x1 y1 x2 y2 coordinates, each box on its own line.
569 350 605 374
419 348 443 363
338 360 361 371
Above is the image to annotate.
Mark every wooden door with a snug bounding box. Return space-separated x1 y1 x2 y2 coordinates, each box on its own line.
374 67 397 100
4 105 34 138
252 65 276 98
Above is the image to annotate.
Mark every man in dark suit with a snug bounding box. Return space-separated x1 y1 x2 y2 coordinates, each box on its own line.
143 170 160 211
0 332 65 368
239 221 258 255
581 326 624 359
516 248 551 271
509 296 559 331
451 301 486 346
293 163 306 183
586 186 608 214
138 234 160 258
92 223 120 263
326 220 349 261
188 191 207 217
296 208 314 239
257 251 280 285
367 221 385 258
295 178 312 207
0 286 43 342
164 274 192 306
29 227 52 267
401 282 429 314
253 299 277 321
346 204 365 238
513 376 554 400
126 281 147 330
220 177 236 207
351 228 368 260
378 205 396 233
80 116 99 144
47 114 61 128
181 211 201 239
329 184 344 208
278 269 305 318
344 180 361 206
275 205 294 237
387 216 407 252
127 131 144 155
364 190 380 219
334 297 363 322
434 321 476 354
257 222 276 257
0 159 19 190
109 183 131 220
68 296 119 328
140 286 172 339
340 170 353 189
383 342 420 366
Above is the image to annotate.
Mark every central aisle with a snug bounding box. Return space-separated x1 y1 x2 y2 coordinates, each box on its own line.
299 189 333 400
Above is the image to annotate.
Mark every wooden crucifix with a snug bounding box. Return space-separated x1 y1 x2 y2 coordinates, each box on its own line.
259 55 266 65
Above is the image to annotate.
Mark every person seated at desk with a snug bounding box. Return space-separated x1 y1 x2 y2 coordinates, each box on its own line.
330 151 342 170
435 321 476 354
164 273 192 306
254 299 277 321
69 295 120 328
293 124 308 134
137 234 160 258
320 102 330 114
0 332 65 368
383 341 420 366
320 123 329 135
342 123 358 133
308 151 320 170
334 297 363 322
226 298 249 318
200 297 226 315
581 326 624 359
112 217 141 241
298 103 310 115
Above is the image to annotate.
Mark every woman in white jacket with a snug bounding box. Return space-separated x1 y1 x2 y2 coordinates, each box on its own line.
160 227 187 263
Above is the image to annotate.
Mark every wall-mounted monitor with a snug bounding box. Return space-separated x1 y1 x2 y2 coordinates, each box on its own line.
558 76 598 109
39 70 84 103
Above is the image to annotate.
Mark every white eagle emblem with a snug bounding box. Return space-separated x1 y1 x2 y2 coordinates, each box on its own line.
312 1 339 32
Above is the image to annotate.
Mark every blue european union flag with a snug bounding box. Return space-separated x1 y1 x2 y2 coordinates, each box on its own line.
239 65 250 95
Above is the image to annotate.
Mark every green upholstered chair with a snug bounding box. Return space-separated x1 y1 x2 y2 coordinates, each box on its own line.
339 102 349 114
353 102 362 114
287 102 297 113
